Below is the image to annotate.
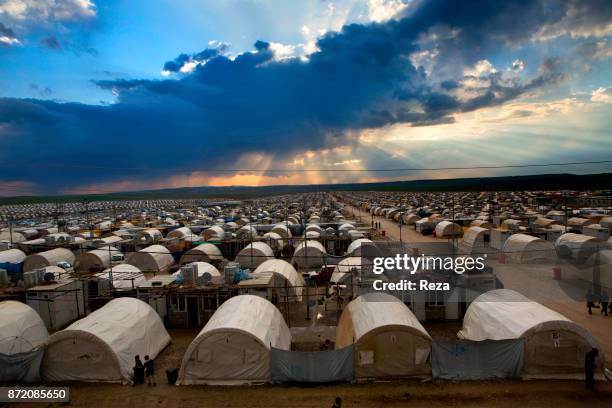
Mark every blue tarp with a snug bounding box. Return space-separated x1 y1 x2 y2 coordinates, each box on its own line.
270 346 354 383
432 339 524 380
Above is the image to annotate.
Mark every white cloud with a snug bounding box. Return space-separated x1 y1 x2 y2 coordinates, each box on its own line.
0 0 96 47
410 48 439 75
591 87 612 103
179 60 199 73
464 60 497 77
367 0 408 23
0 0 96 22
303 40 319 55
300 25 310 37
269 42 297 61
0 35 20 45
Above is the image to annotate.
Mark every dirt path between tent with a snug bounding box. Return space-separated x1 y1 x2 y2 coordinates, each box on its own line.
342 204 440 243
10 379 612 407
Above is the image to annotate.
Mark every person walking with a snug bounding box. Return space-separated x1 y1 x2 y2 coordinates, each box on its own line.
585 348 598 391
144 355 156 386
600 290 609 316
133 355 144 385
586 289 595 315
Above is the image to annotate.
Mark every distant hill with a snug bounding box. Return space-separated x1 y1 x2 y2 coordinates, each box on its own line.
1 173 610 205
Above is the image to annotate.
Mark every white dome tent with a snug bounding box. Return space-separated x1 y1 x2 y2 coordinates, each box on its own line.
292 240 327 269
305 230 321 239
0 248 27 264
502 234 555 263
335 293 431 379
458 289 604 378
141 229 163 244
177 295 291 385
236 242 274 269
460 226 487 251
94 264 146 295
23 248 75 272
167 226 198 241
555 233 600 262
75 246 122 273
253 259 305 302
262 232 285 252
402 213 420 225
338 223 356 235
435 221 462 238
305 224 322 234
271 223 292 239
179 243 224 266
0 301 48 382
236 225 257 240
125 244 174 274
346 238 381 258
202 225 225 241
42 298 171 384
330 257 373 297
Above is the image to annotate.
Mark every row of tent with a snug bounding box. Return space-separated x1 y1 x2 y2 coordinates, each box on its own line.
1 289 604 385
2 237 334 276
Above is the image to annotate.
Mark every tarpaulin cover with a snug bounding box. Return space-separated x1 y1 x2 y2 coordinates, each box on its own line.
0 349 44 383
270 346 354 383
432 339 524 380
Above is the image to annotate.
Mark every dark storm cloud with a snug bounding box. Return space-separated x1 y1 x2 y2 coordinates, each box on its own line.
0 0 609 192
162 43 230 73
0 22 16 38
0 22 19 45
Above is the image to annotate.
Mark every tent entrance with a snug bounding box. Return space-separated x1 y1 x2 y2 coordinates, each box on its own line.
187 297 199 328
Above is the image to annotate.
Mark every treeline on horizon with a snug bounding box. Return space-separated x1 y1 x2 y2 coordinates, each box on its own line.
1 173 611 205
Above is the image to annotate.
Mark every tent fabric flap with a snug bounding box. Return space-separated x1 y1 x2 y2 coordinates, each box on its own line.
0 349 44 382
432 339 524 380
270 346 354 383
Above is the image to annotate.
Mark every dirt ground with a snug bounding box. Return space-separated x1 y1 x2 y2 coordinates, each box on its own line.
12 379 612 407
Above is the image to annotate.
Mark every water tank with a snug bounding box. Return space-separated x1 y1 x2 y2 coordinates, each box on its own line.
35 269 46 283
224 262 240 284
181 265 197 286
23 271 39 288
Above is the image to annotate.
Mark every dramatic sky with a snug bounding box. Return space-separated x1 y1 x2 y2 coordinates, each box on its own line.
0 0 611 195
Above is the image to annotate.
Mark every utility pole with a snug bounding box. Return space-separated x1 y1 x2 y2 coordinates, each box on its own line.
8 215 13 247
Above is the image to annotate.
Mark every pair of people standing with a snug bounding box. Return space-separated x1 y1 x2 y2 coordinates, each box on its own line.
133 355 157 386
586 289 609 316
